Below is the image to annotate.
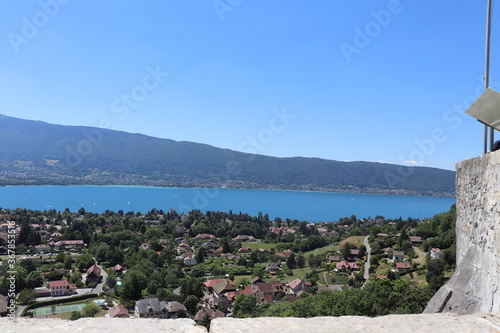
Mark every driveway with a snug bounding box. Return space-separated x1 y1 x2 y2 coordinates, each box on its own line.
89 263 108 294
362 236 371 288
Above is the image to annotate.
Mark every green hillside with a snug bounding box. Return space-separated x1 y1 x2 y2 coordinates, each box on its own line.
0 114 455 196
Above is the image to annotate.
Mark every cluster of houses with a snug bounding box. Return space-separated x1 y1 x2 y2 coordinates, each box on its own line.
33 264 102 298
194 276 318 319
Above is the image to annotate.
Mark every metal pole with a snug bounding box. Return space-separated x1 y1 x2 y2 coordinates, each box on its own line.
486 0 493 151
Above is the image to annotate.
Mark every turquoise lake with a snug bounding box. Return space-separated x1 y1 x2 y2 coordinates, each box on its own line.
0 186 455 222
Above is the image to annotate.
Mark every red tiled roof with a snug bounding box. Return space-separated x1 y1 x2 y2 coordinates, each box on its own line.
108 305 129 318
239 285 255 295
203 278 235 288
86 264 101 277
48 280 69 288
287 278 302 290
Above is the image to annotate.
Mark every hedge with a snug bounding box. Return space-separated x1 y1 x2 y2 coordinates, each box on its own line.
21 293 98 317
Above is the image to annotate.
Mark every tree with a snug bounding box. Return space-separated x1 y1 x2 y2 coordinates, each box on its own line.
55 252 66 263
233 294 256 318
17 288 36 304
26 271 44 289
286 253 297 269
184 295 199 315
64 255 73 270
75 253 95 271
107 272 117 288
296 253 306 268
82 302 100 317
342 243 353 261
426 258 446 291
70 311 82 321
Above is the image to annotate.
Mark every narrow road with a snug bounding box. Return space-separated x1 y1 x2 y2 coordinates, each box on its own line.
362 235 371 288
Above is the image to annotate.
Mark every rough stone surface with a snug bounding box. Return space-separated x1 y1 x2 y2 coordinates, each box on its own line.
2 314 500 333
211 314 500 333
0 318 207 333
425 152 500 314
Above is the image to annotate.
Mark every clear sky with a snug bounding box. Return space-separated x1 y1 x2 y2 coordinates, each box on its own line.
0 0 499 171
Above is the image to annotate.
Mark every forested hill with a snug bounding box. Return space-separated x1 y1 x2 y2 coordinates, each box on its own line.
0 114 455 196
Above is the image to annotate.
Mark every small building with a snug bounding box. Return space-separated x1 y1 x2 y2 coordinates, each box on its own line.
108 304 130 318
194 307 225 321
265 262 281 272
86 264 102 284
287 278 309 294
134 298 186 319
47 280 76 296
408 236 422 245
430 248 443 259
35 244 50 253
392 251 406 262
395 262 411 272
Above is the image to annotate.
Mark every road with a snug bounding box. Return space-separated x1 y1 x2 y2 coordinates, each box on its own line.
90 263 108 294
362 235 371 288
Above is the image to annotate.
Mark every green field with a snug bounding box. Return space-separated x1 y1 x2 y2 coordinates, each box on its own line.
34 303 86 317
303 244 339 257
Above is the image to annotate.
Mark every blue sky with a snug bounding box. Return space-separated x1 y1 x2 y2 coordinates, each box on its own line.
0 1 498 171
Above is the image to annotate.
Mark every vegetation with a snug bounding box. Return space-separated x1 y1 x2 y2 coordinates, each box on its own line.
0 203 457 322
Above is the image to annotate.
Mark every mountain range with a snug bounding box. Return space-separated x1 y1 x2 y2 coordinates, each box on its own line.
0 114 455 196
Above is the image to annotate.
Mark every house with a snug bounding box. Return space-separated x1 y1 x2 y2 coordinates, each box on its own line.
134 298 164 318
180 252 197 265
392 251 406 262
195 233 216 240
265 262 281 272
376 233 390 238
53 240 85 251
252 281 286 304
238 246 251 253
177 243 191 254
194 307 225 321
111 264 123 274
86 264 102 284
395 262 412 272
376 275 388 279
287 278 309 294
47 280 76 296
349 249 361 261
258 248 269 255
139 243 151 251
335 261 360 272
35 244 50 253
34 287 51 297
108 304 129 318
164 301 187 318
234 235 256 242
409 236 422 245
328 255 341 264
383 247 393 255
430 248 443 259
203 279 237 294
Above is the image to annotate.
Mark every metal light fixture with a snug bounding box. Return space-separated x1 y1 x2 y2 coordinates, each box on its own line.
465 88 500 131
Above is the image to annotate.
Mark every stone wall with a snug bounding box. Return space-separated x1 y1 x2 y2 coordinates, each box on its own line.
424 151 500 314
2 314 500 333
